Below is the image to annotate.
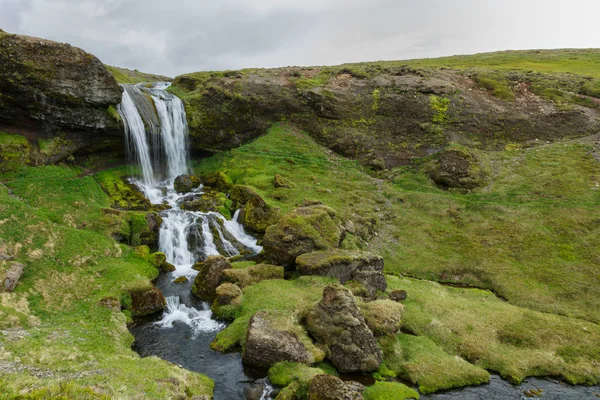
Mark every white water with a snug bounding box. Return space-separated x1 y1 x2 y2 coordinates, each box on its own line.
117 82 262 335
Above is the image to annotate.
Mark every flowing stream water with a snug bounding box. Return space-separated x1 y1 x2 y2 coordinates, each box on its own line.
117 83 600 400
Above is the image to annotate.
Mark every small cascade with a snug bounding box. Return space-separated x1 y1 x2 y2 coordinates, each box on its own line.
118 82 265 399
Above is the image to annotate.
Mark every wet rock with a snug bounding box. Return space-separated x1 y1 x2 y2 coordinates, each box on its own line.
172 276 189 284
222 264 284 288
246 384 265 400
148 252 167 269
307 285 382 373
163 262 176 273
1 262 25 292
174 174 201 193
263 205 343 267
191 256 232 301
307 374 364 400
427 145 488 189
129 286 166 317
358 300 404 336
180 188 229 215
231 185 281 232
296 250 386 296
389 290 407 302
243 310 320 368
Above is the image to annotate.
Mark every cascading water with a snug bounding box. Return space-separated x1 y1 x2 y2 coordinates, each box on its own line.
117 83 271 399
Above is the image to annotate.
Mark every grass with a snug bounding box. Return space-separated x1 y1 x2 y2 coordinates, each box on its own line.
105 65 171 84
194 123 600 324
362 381 419 400
0 165 213 398
388 276 600 385
378 334 489 394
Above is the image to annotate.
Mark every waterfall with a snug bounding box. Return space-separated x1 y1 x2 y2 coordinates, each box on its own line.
116 82 262 334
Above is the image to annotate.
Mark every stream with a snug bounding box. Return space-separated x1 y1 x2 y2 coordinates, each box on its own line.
118 82 600 400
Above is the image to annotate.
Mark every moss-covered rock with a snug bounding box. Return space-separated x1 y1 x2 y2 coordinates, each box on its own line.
358 300 404 336
148 252 167 269
174 174 201 193
0 132 30 172
263 205 343 267
426 144 488 189
307 374 364 400
221 264 284 288
130 212 162 247
128 286 167 317
274 173 294 188
243 310 323 368
181 188 230 217
191 255 232 301
0 31 123 162
362 382 419 400
212 282 243 321
173 276 189 284
268 362 327 388
202 171 233 191
96 170 152 210
307 285 382 373
230 185 281 232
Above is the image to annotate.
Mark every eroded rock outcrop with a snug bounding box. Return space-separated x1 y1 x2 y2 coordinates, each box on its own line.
307 285 382 373
243 310 323 368
263 205 343 267
0 31 123 164
296 250 386 296
191 256 232 301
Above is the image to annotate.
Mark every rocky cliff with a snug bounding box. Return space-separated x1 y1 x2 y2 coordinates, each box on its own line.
0 30 123 164
170 62 600 169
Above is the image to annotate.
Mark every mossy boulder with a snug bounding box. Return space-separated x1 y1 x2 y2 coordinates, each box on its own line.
211 282 243 321
201 171 233 191
243 310 324 368
307 285 382 373
97 172 152 210
133 245 151 260
358 300 404 336
426 145 488 189
191 256 232 301
181 188 230 215
174 174 201 193
362 382 419 400
148 252 167 269
307 374 365 400
130 212 162 247
221 264 284 288
230 185 281 232
263 205 343 267
0 32 123 162
128 286 167 317
173 276 189 284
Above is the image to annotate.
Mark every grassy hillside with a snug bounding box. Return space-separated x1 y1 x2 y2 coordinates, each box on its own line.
105 65 171 84
193 124 600 323
0 161 213 398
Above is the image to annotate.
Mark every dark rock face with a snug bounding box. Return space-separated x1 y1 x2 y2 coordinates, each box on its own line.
307 374 364 400
263 205 343 267
1 262 25 292
129 286 166 317
191 256 232 301
242 310 315 368
296 250 386 296
427 147 488 189
174 174 201 193
307 285 382 373
172 67 600 170
0 31 123 163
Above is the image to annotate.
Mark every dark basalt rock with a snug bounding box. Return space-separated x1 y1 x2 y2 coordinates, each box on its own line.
191 256 232 302
0 31 123 163
242 310 316 368
307 285 382 373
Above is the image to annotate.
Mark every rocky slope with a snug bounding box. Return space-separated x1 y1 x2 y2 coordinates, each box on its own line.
0 30 123 165
170 58 600 169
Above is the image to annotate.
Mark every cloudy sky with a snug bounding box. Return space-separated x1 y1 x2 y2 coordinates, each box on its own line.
1 0 598 77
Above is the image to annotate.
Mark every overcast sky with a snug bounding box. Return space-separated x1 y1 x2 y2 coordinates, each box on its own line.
1 0 598 77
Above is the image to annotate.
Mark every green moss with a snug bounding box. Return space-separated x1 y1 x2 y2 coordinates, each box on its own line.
268 362 326 387
581 79 600 98
474 73 515 101
0 131 30 171
363 382 419 400
379 334 489 394
107 105 121 123
94 167 152 210
429 95 451 124
105 65 170 84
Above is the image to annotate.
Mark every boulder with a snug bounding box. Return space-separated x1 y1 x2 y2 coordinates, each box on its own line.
148 252 167 269
427 145 488 189
173 276 189 284
358 300 404 336
191 256 232 301
140 212 162 246
129 286 166 317
181 188 230 216
231 185 281 232
0 31 123 163
389 290 407 302
263 205 343 267
201 171 233 191
307 375 364 400
243 310 321 368
307 285 382 373
222 264 284 288
212 282 243 321
174 174 201 193
296 250 386 296
1 262 25 292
